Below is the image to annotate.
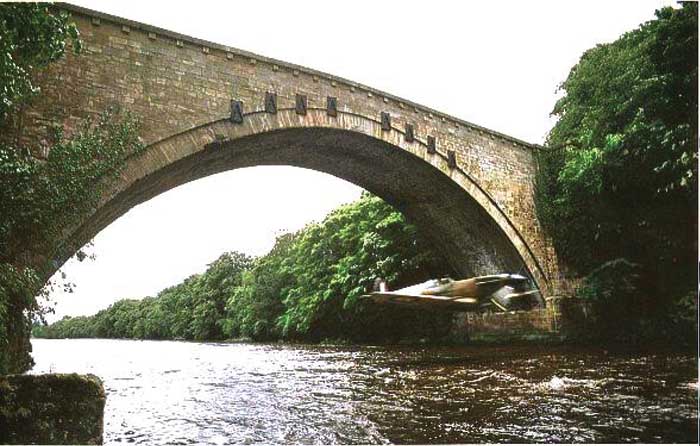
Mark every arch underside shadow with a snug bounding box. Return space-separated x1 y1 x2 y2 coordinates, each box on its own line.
63 123 544 294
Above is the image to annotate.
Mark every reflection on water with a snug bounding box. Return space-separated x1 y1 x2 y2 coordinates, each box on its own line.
30 339 698 444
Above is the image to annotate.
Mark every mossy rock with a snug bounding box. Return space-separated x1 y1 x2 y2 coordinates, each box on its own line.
0 373 105 445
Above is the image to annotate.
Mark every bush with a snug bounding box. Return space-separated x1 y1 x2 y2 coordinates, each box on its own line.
536 4 697 345
576 259 643 340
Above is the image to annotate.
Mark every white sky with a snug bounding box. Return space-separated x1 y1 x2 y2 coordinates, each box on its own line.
45 0 671 322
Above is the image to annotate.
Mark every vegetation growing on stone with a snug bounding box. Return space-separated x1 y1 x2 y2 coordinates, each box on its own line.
535 4 698 343
0 5 144 374
0 3 80 122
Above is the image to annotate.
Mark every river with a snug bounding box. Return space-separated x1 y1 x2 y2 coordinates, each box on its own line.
29 339 698 444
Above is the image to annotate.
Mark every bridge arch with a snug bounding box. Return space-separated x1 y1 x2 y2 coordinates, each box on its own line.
3 4 567 297
59 108 549 292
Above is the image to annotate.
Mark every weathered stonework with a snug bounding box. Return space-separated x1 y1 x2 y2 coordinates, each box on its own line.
10 4 569 295
0 373 106 444
452 297 594 342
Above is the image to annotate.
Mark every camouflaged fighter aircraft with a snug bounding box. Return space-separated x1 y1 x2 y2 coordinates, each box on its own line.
362 274 543 312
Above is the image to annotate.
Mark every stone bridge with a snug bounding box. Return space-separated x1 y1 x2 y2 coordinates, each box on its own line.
12 3 565 296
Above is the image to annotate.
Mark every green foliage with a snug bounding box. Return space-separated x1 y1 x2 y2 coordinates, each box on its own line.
0 6 143 373
0 3 84 373
535 4 697 344
269 194 452 341
0 264 38 374
189 252 253 340
0 3 80 121
538 3 697 270
536 11 697 294
1 109 144 373
576 259 644 339
0 108 144 315
36 195 454 343
35 252 254 341
223 234 296 340
1 109 144 264
576 258 696 347
665 289 699 343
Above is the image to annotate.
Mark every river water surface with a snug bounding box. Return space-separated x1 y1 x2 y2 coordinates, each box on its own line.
30 339 698 444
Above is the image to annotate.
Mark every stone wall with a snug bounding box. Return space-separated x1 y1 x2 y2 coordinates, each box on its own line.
452 298 593 343
0 373 106 445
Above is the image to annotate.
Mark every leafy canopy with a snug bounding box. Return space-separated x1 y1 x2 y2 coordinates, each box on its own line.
35 194 454 343
535 4 697 274
534 3 697 344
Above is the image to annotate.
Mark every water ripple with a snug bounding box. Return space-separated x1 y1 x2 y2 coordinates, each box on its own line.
29 339 698 444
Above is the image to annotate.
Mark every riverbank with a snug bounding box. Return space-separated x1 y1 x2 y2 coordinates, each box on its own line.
30 291 698 353
30 330 698 353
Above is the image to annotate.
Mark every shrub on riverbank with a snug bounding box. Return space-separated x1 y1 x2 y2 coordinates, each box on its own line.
535 4 698 345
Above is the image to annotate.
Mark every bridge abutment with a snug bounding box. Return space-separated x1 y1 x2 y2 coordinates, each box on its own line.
451 296 593 343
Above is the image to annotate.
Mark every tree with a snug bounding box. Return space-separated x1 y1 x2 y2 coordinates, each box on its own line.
535 3 697 342
191 252 253 340
36 194 453 344
275 193 453 341
224 235 296 340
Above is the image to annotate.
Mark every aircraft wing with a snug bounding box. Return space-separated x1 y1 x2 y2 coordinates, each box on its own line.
361 292 479 309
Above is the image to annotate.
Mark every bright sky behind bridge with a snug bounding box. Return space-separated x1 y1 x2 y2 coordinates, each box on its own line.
46 0 672 322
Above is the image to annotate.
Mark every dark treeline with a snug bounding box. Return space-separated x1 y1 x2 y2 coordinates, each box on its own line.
33 194 454 343
535 4 698 344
